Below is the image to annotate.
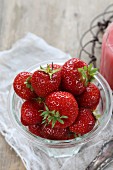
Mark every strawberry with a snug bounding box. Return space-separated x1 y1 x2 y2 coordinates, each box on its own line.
69 108 96 135
13 72 37 100
61 58 98 95
41 91 78 128
29 124 75 140
21 100 43 126
76 83 100 110
41 124 69 140
31 64 61 97
29 124 43 137
21 117 28 126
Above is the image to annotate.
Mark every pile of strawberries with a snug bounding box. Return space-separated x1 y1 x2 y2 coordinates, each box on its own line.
13 58 100 140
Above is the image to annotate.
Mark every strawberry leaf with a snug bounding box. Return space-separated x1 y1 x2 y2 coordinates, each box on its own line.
41 105 68 128
42 120 46 124
48 116 53 123
78 134 82 137
39 63 61 79
26 84 31 88
52 118 57 128
84 66 87 71
56 111 60 117
24 76 34 91
88 63 93 71
60 115 68 119
74 133 77 138
78 64 98 86
45 105 49 111
93 111 101 120
57 119 64 124
34 97 45 103
41 111 48 116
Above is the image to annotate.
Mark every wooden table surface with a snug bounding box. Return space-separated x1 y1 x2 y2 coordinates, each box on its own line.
0 0 113 169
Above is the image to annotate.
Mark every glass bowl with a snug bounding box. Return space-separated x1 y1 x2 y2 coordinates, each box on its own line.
8 59 112 158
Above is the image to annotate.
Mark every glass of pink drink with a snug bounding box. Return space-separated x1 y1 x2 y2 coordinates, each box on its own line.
100 22 113 90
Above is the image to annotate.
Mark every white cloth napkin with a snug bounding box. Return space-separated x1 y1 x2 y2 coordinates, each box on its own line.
0 33 113 170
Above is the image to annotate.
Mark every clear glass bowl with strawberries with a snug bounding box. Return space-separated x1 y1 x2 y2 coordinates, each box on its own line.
8 58 112 158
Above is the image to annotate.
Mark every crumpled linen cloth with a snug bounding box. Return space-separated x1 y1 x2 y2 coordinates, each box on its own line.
0 33 113 170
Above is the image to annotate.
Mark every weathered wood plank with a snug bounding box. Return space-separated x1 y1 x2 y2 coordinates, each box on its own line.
0 134 25 170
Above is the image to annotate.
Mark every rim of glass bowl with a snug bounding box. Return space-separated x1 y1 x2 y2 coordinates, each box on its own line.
8 59 112 148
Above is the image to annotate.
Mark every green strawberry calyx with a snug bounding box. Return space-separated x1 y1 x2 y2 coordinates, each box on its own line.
39 63 61 79
93 111 101 120
40 105 68 128
24 76 34 91
78 63 98 86
33 97 45 103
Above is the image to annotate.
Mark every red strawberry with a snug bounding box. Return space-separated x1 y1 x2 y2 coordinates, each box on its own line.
21 100 43 126
61 58 87 95
21 116 28 126
41 91 78 128
76 83 100 110
13 72 37 100
41 124 69 140
29 124 43 137
69 108 96 135
61 58 97 95
31 64 61 97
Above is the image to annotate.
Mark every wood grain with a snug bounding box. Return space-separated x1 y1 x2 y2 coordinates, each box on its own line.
0 134 25 170
0 0 113 169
